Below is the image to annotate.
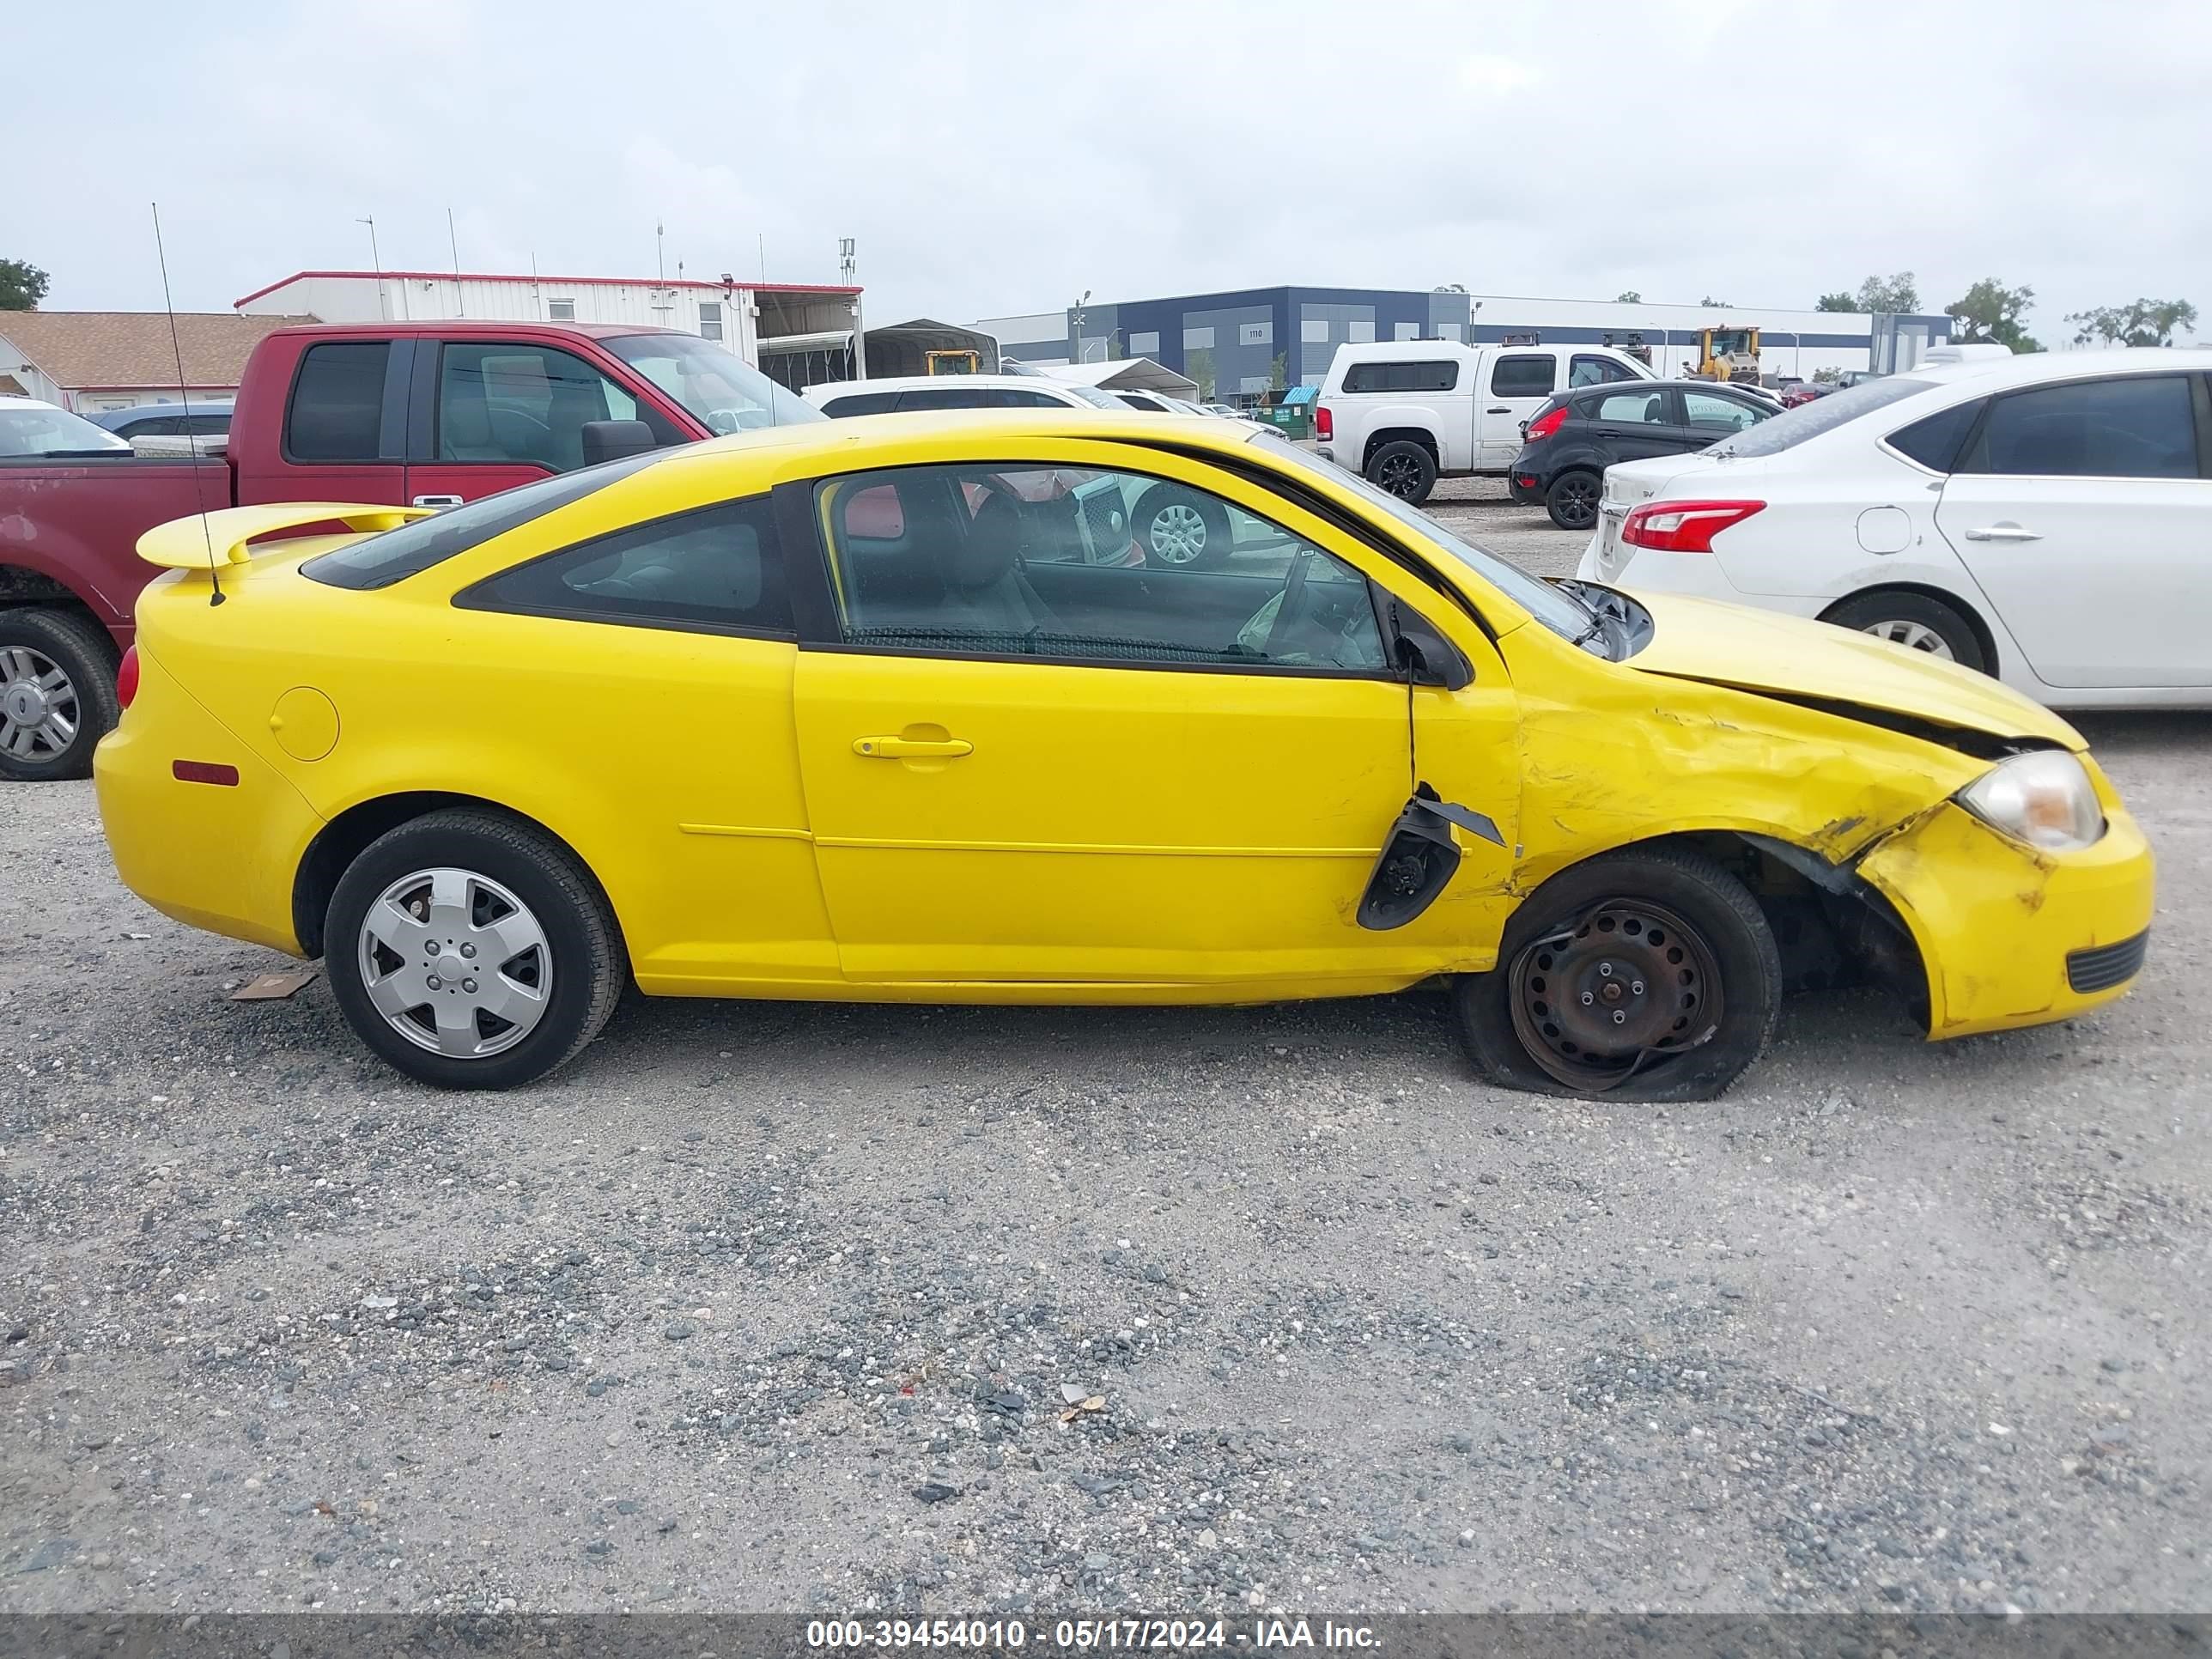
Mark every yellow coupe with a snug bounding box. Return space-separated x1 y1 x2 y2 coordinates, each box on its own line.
95 412 2153 1096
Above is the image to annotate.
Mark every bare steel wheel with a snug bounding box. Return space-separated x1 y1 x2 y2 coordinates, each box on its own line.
0 644 78 764
357 867 552 1059
1508 899 1723 1092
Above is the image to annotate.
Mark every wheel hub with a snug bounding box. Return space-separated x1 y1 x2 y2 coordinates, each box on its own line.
1860 620 1954 660
0 646 77 761
1149 502 1206 564
356 867 551 1060
1510 899 1723 1091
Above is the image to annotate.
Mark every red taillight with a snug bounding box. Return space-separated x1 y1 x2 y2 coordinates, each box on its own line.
1620 499 1767 553
172 760 240 787
116 644 140 709
1314 404 1333 441
1525 404 1570 441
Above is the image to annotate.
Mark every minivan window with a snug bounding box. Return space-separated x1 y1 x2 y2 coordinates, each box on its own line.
1708 376 1935 457
286 339 390 462
1490 355 1555 398
1961 375 2198 479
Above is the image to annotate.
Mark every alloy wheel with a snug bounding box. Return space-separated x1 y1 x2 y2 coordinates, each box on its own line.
1147 501 1208 565
0 646 79 763
1376 453 1426 498
356 867 552 1059
1552 476 1601 529
1860 619 1955 659
1509 899 1723 1092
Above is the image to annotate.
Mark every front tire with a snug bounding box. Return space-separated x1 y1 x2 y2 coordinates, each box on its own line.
1364 440 1437 504
325 809 626 1090
0 607 119 782
1453 845 1780 1101
1545 470 1602 531
1133 483 1234 569
1822 591 1986 672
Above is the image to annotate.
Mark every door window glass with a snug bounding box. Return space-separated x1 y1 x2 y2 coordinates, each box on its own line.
1592 390 1673 424
436 343 637 471
286 339 390 461
1489 355 1556 398
1570 354 1640 387
820 389 902 417
1681 391 1765 433
816 464 1388 672
459 496 791 634
1963 376 2198 479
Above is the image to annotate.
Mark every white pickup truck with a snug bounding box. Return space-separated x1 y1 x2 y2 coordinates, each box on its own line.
1314 339 1657 503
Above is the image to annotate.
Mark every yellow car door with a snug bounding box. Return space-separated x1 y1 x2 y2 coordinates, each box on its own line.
788 448 1520 993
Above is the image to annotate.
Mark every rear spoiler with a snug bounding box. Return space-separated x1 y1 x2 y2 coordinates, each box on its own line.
137 502 434 570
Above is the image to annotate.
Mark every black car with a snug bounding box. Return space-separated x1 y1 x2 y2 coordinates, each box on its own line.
1508 380 1776 530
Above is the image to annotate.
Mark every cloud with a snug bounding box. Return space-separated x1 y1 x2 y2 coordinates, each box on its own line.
9 0 2210 345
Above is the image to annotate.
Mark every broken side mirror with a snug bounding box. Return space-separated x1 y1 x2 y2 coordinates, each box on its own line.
1357 786 1504 931
1381 592 1473 690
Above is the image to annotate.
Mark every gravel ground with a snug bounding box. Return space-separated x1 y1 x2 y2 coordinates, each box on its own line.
3 492 2209 1618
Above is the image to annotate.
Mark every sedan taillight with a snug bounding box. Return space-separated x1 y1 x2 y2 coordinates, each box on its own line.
117 644 140 709
1620 499 1766 553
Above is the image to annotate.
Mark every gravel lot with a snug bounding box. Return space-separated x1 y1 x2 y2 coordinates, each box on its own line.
4 487 2208 1619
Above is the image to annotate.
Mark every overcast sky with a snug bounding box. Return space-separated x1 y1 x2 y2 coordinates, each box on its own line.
13 1 2209 341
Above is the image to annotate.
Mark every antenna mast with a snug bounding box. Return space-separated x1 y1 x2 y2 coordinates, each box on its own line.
151 203 223 606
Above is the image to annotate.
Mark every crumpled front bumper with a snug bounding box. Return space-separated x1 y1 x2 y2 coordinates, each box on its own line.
1856 796 2154 1039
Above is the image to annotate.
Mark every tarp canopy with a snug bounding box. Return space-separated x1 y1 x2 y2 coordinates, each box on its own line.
861 319 1000 379
1042 357 1200 398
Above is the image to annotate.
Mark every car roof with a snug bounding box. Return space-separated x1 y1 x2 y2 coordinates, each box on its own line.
1 396 69 413
637 408 1255 477
808 374 1083 397
262 319 679 342
1911 345 2212 389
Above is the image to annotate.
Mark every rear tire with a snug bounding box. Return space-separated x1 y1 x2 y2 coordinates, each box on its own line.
1364 440 1437 504
1545 470 1602 531
0 607 120 783
1452 845 1780 1102
325 809 627 1091
1823 591 1986 672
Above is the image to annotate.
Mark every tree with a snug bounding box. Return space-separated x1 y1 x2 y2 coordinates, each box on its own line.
1614 290 1642 304
0 258 49 311
2063 297 2197 348
1698 295 1730 307
1812 367 1844 384
1814 291 1856 312
1945 278 2041 352
1853 271 1920 313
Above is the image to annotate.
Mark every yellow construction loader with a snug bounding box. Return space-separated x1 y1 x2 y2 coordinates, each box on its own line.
1695 326 1762 383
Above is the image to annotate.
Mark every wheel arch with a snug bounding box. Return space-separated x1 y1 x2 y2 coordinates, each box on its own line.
1818 582 1998 676
1361 426 1442 471
0 563 123 652
292 790 623 961
1520 827 1931 1025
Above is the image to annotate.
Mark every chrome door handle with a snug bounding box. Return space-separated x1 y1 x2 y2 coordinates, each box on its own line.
411 494 465 509
854 736 974 759
1962 524 2042 543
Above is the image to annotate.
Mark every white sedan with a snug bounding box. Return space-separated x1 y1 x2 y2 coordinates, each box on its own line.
1576 348 2212 709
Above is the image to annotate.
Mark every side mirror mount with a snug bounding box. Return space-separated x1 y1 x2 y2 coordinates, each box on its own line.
580 419 658 468
1384 595 1474 690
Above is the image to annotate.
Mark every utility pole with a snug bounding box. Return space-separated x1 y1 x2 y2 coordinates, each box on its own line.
840 238 864 381
356 217 384 319
1072 289 1090 365
447 207 464 316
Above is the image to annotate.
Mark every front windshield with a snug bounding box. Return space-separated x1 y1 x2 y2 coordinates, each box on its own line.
0 404 131 458
1710 375 1935 457
1265 441 1595 642
601 332 822 434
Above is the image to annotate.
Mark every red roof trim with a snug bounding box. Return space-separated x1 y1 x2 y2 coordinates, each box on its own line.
232 269 863 307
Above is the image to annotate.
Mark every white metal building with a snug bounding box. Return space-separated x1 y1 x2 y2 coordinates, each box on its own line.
234 270 863 369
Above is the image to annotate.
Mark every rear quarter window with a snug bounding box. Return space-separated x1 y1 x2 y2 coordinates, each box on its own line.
285 339 392 462
1341 360 1460 394
1885 398 1985 472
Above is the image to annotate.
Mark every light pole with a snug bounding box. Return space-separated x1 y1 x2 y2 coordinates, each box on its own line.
357 217 384 320
1071 289 1090 365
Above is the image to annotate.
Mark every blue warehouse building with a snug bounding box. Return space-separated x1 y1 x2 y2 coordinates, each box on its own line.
977 287 1953 401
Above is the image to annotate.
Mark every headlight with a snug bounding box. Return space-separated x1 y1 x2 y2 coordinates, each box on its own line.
1956 750 2105 851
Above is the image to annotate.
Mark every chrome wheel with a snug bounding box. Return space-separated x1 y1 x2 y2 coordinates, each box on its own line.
1861 619 1955 660
356 867 551 1059
0 647 78 762
1146 501 1208 565
1509 899 1723 1092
